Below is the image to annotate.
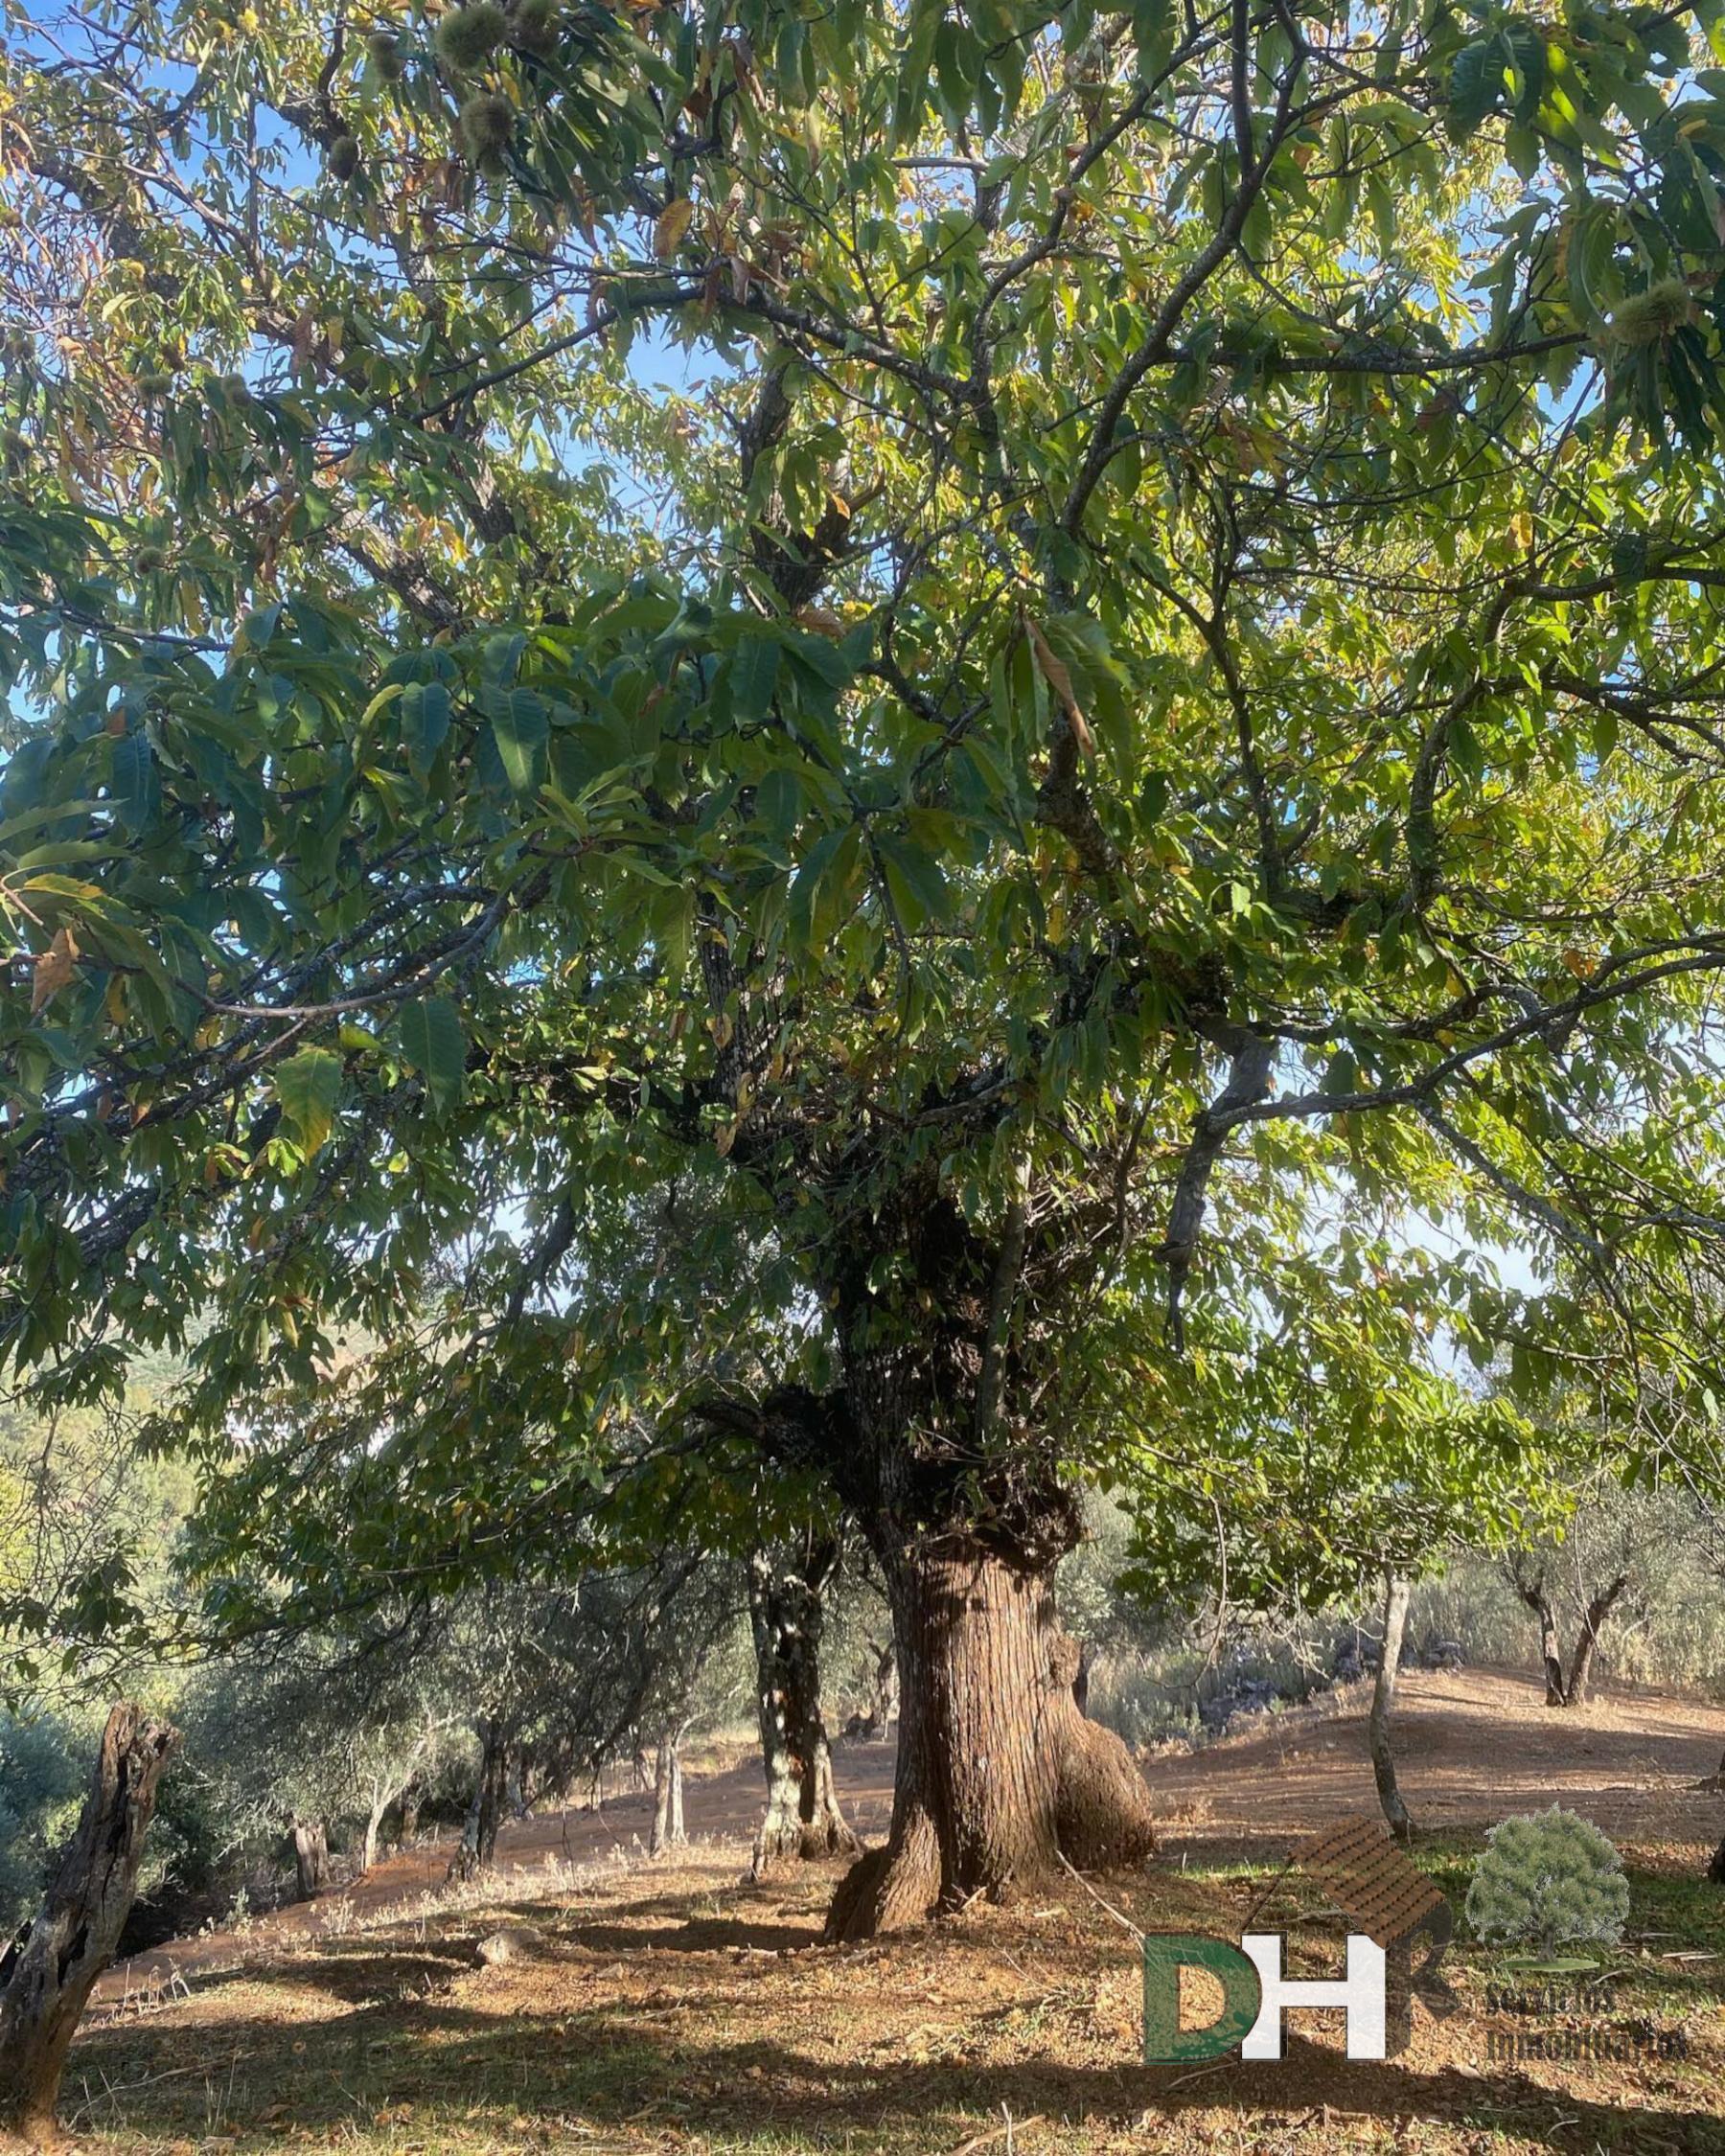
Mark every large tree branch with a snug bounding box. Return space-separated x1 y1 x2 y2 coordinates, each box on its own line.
1158 1024 1276 1345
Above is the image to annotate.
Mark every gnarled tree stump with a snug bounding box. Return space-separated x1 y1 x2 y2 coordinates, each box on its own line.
0 1702 179 2147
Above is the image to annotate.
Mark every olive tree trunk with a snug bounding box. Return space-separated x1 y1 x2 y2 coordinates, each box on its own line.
864 1636 898 1736
447 1718 508 1883
361 1737 432 1874
649 1724 687 1856
0 1703 179 2147
291 1819 332 1900
1368 1571 1413 1842
1565 1572 1629 1706
826 1537 1157 1941
748 1539 859 1875
1510 1567 1570 1704
1510 1564 1630 1707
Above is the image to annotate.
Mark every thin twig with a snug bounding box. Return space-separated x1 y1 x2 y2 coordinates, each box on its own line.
1055 1850 1144 1943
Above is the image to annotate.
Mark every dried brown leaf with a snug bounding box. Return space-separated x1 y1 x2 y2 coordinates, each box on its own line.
654 196 694 260
31 924 80 1014
1023 611 1096 758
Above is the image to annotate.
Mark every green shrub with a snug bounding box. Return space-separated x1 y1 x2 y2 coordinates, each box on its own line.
1464 1806 1630 1957
0 1713 85 1934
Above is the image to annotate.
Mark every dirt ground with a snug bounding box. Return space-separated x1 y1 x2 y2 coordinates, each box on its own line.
69 1666 1725 2154
1147 1663 1725 1848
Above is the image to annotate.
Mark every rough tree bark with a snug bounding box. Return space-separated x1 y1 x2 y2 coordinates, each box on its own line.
822 1231 1158 1938
649 1725 687 1856
1368 1571 1414 1842
748 1538 859 1875
826 1536 1158 1940
291 1819 332 1900
0 1703 179 2147
447 1719 508 1883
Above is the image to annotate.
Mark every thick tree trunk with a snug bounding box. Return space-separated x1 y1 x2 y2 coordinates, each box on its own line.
1368 1571 1413 1842
0 1704 179 2146
1564 1573 1628 1706
826 1539 1156 1941
748 1542 859 1876
399 1785 422 1844
720 1182 1157 1942
649 1727 687 1856
291 1819 332 1900
1709 1835 1725 1885
447 1720 507 1883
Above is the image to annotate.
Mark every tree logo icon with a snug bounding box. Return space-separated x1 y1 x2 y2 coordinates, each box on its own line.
1464 1806 1629 1966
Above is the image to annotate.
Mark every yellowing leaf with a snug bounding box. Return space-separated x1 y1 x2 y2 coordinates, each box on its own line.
31 925 80 1014
1561 949 1598 979
271 1044 343 1157
1023 611 1096 758
654 197 695 259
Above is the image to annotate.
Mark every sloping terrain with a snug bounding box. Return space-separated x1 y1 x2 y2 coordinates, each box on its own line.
70 1668 1725 2153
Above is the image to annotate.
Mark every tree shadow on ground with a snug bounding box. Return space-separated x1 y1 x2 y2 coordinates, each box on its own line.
564 1915 824 1954
68 1985 1725 2153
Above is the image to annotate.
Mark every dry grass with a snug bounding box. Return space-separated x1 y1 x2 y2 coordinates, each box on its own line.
63 1671 1725 2155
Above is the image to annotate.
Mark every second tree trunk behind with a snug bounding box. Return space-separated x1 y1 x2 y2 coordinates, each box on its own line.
748 1540 858 1875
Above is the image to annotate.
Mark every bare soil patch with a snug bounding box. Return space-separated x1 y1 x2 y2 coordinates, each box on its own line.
1150 1663 1725 1855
